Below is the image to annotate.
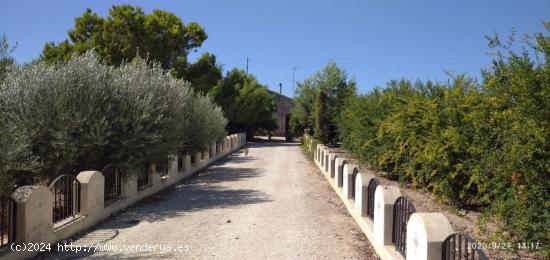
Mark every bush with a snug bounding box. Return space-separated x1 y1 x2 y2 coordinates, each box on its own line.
0 51 226 191
337 28 550 253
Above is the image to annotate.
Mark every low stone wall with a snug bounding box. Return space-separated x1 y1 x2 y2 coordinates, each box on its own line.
303 134 481 260
3 133 247 260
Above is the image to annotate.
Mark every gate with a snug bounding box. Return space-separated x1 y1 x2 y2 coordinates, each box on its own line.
102 164 122 203
0 193 16 247
442 233 488 260
392 196 416 257
366 178 379 219
49 175 81 223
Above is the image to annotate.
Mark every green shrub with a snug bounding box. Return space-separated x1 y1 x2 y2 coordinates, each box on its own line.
337 28 550 253
0 51 226 191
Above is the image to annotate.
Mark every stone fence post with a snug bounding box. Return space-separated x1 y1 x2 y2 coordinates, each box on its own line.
373 185 402 247
12 185 54 243
76 171 104 215
354 171 375 217
343 163 359 200
406 213 454 260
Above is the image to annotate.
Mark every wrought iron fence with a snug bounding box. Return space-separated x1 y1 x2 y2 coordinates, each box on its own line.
137 165 150 189
49 175 81 223
102 164 122 203
442 233 488 260
0 193 16 247
177 154 184 172
330 155 338 178
351 168 359 199
392 196 416 257
367 178 379 219
338 160 348 187
190 154 196 166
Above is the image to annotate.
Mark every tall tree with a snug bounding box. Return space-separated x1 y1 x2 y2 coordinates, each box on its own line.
0 34 16 82
174 52 223 94
290 61 356 142
41 5 207 70
209 68 276 137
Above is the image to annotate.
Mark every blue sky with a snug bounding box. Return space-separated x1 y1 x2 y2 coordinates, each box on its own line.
1 0 548 96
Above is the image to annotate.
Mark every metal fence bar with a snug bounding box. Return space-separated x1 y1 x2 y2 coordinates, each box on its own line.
367 178 380 219
392 196 416 257
339 160 348 187
137 164 150 189
442 233 488 260
0 194 16 247
102 164 122 203
49 175 81 223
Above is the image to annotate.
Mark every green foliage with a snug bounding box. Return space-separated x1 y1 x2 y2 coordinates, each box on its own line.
290 61 356 141
0 34 16 83
303 135 322 161
314 87 328 141
0 52 226 193
172 52 222 94
40 5 219 94
42 6 206 68
209 68 276 135
337 27 550 253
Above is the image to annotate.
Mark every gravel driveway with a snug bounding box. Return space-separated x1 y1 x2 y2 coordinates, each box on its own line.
38 141 378 259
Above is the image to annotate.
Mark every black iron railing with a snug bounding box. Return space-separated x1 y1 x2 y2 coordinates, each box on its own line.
102 164 122 203
0 194 16 247
442 233 488 260
330 155 338 178
367 178 380 219
190 154 196 166
137 165 149 189
177 154 184 172
49 175 81 223
351 168 359 199
392 196 416 257
338 160 348 187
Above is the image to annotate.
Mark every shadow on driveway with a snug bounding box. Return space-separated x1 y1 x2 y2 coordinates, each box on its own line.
36 153 272 260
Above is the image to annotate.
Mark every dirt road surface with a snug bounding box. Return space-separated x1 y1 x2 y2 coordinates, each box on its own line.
38 141 378 259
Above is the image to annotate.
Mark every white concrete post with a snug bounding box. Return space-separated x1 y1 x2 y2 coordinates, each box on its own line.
343 163 359 200
202 150 209 165
121 174 137 198
12 185 54 243
315 144 323 164
184 154 191 170
334 157 348 187
355 171 375 217
196 151 203 166
406 213 454 260
324 149 330 173
373 185 402 246
167 155 178 181
76 171 104 214
151 163 162 187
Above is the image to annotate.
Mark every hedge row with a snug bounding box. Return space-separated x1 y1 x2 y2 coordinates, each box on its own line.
337 35 549 252
0 52 227 192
